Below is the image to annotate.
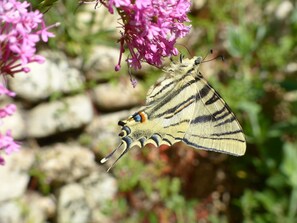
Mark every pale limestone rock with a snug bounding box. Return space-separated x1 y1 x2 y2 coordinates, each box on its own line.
27 94 93 138
286 62 297 73
9 51 84 102
22 192 56 222
275 1 293 20
77 4 119 38
0 149 35 202
85 45 120 80
81 171 117 207
0 193 56 223
0 201 22 223
81 171 117 223
37 144 96 183
92 77 144 111
0 196 55 223
57 183 91 223
57 172 116 223
192 0 206 10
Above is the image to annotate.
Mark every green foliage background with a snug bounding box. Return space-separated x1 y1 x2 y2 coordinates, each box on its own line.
34 0 297 222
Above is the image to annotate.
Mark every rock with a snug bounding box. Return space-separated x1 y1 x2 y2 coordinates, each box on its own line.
92 77 144 111
77 4 119 38
57 171 117 223
57 183 91 223
27 94 93 138
37 144 97 183
275 1 293 20
9 51 85 102
0 192 56 223
22 192 56 222
0 148 35 202
191 0 206 10
0 102 25 139
84 45 120 81
81 171 117 223
286 62 297 74
0 201 22 223
81 171 117 207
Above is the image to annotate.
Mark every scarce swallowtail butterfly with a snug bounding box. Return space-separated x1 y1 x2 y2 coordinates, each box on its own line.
101 56 246 171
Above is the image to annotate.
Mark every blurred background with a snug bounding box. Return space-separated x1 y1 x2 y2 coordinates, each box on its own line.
0 0 297 222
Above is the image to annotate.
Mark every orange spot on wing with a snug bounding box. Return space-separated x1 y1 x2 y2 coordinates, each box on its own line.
139 112 146 123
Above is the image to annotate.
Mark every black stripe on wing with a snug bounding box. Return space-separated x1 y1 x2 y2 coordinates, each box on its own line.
196 84 211 100
191 106 232 124
153 96 195 118
150 78 210 119
148 76 202 116
205 92 220 105
214 116 237 127
182 138 241 156
163 119 190 128
147 80 176 102
147 73 192 105
210 129 243 136
186 133 245 143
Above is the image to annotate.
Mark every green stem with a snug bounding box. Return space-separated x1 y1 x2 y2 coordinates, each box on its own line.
288 186 297 223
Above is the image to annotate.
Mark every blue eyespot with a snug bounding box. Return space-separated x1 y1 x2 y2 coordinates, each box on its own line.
133 113 142 122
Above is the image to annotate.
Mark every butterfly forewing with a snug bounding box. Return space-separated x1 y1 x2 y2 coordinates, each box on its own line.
144 72 197 146
182 72 246 156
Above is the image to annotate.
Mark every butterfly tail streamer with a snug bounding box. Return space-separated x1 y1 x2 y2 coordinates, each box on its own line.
106 143 130 172
100 142 123 164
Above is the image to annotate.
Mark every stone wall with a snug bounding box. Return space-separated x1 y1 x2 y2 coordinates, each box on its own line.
0 48 145 223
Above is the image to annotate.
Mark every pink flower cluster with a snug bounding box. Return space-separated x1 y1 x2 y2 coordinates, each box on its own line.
100 0 191 70
0 0 56 76
0 0 55 165
0 84 19 165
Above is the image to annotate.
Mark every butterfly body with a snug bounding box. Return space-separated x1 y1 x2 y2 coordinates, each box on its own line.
101 56 246 169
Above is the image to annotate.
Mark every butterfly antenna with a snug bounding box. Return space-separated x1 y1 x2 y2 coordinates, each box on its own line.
202 49 214 62
100 142 123 164
106 145 130 172
201 49 225 63
175 43 192 57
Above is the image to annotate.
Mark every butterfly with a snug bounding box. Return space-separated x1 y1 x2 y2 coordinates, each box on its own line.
101 56 246 171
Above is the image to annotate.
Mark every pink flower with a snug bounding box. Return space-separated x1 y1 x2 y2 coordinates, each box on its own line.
0 104 17 118
0 130 20 155
99 0 191 71
0 84 19 165
0 84 16 97
0 0 56 76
